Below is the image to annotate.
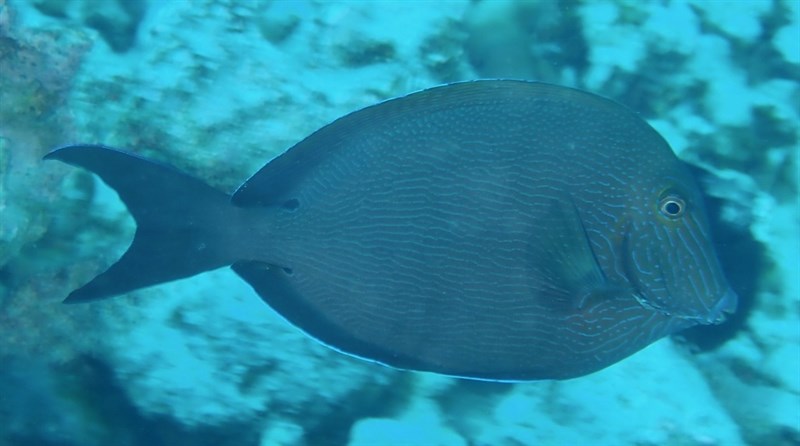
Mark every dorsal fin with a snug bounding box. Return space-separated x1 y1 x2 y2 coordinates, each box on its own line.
231 80 640 208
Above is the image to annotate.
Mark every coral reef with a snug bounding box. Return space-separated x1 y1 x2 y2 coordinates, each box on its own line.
1 0 797 445
0 0 91 268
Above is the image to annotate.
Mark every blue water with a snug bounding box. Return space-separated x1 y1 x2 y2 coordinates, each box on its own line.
0 1 798 445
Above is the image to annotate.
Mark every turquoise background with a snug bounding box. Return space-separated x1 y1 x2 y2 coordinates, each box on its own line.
0 1 797 445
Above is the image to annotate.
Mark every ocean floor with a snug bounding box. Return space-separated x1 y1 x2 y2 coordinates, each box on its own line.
0 1 798 445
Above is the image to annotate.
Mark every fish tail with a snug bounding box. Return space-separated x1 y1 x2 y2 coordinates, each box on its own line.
45 144 236 303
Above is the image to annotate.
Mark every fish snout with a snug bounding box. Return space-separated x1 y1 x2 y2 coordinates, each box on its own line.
704 288 738 325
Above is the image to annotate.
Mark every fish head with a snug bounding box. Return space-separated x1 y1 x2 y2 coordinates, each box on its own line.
621 172 737 325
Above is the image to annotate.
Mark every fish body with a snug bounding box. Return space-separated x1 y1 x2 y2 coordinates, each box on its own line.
47 80 736 380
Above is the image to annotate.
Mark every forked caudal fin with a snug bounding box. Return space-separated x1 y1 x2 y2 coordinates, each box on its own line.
45 145 238 303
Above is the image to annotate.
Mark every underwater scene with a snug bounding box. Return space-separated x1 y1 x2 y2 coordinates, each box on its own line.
1 0 798 445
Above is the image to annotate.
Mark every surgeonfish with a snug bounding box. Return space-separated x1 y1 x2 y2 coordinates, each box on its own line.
46 80 737 380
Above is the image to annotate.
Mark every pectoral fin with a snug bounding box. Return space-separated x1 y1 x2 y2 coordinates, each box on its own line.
527 198 611 310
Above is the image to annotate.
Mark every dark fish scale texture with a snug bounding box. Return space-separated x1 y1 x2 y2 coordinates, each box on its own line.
48 80 735 381
238 81 733 380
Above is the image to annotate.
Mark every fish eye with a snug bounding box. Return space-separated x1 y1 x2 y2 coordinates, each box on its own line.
658 195 685 219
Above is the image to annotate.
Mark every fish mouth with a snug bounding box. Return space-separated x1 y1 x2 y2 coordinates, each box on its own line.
620 226 737 325
633 288 738 325
701 288 738 324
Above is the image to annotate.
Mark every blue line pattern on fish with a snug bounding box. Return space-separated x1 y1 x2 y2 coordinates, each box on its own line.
46 80 737 380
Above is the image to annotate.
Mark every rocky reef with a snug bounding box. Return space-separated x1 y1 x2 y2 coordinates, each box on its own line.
1 1 797 445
